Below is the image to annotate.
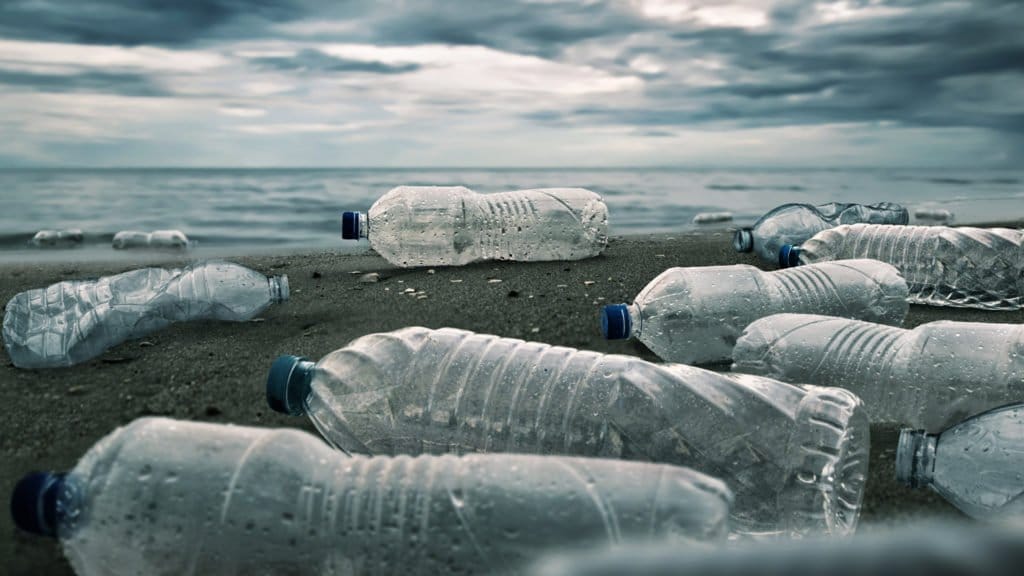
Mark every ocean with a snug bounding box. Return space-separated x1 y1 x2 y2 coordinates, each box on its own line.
1 167 1021 262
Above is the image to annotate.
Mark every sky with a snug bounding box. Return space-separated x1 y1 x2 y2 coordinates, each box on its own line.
0 0 1021 168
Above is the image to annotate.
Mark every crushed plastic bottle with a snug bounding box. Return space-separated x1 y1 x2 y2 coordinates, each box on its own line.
10 417 734 576
693 212 733 224
30 229 84 248
897 403 1024 523
780 224 1024 309
601 260 908 365
532 523 1024 576
733 202 908 265
3 262 288 368
341 186 608 267
267 327 870 538
112 229 191 250
732 313 1024 432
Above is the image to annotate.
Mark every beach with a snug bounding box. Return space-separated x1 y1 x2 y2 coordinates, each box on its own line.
3 227 1023 574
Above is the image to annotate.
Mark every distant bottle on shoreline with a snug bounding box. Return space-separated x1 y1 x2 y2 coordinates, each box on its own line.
734 202 908 265
341 186 608 267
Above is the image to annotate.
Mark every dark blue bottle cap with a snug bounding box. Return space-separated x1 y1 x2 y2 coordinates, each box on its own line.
11 472 65 537
602 304 632 340
733 228 753 253
266 355 314 415
341 212 361 240
778 244 802 268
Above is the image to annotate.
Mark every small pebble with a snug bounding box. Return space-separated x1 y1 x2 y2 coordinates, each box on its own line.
312 271 322 279
556 284 568 288
204 406 223 417
139 341 155 348
655 254 666 258
67 385 87 396
249 318 265 323
507 290 520 298
530 327 540 333
427 269 436 274
349 270 362 275
359 273 380 283
583 280 595 286
488 278 503 284
450 279 463 283
416 294 428 300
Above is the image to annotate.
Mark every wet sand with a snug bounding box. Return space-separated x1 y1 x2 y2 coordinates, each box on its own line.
3 226 1023 574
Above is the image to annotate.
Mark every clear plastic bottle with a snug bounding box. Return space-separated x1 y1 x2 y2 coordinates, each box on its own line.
732 313 1024 432
601 259 908 365
10 417 733 576
733 202 908 265
780 224 1024 309
341 186 608 267
897 403 1024 523
30 229 84 248
266 327 870 538
112 229 191 250
2 262 288 368
533 523 1024 576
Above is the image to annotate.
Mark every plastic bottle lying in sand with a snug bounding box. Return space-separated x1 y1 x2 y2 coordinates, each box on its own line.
914 208 954 223
780 224 1024 309
112 229 190 250
10 417 733 576
732 313 1024 431
30 229 84 248
532 523 1024 576
734 202 908 265
266 327 870 538
693 212 733 224
2 262 288 368
601 260 908 365
897 403 1024 523
341 186 608 267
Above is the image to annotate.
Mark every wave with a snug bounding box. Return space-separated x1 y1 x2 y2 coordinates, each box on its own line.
706 184 806 191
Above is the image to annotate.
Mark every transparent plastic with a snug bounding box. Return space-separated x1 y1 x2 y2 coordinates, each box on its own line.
897 403 1024 522
347 186 608 267
30 229 84 248
605 260 908 364
733 202 908 265
732 313 1024 431
18 417 733 576
112 229 190 250
2 262 288 368
272 327 870 538
789 224 1024 309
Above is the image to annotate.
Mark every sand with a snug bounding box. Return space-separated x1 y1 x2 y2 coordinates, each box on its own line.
3 227 1023 574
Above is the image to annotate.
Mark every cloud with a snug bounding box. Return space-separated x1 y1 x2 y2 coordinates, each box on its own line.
249 49 421 74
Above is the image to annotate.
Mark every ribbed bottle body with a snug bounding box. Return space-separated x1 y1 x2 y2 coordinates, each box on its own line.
304 327 869 537
366 186 608 267
797 224 1024 309
58 418 732 576
733 314 1024 431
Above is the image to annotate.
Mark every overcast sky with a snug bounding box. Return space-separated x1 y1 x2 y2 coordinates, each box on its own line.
0 0 1021 167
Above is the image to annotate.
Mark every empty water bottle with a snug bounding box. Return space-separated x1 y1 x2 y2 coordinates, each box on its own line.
10 417 733 576
267 327 870 538
3 262 288 368
780 224 1024 309
897 403 1024 523
732 313 1024 431
112 229 191 250
733 202 908 265
30 229 84 248
341 186 608 267
601 259 907 365
533 523 1024 576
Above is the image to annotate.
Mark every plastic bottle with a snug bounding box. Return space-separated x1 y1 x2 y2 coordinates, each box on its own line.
10 417 734 576
3 262 288 368
693 212 733 224
266 327 870 538
732 313 1024 432
112 229 191 250
733 202 908 265
780 224 1024 310
341 186 608 267
30 229 84 248
897 403 1024 523
601 259 908 365
532 523 1024 576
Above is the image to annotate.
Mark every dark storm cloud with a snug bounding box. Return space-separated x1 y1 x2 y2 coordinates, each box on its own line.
0 0 304 45
250 49 420 74
0 69 170 97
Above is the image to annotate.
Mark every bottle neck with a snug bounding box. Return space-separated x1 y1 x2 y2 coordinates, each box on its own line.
11 472 82 539
269 275 290 303
896 429 937 488
733 228 754 253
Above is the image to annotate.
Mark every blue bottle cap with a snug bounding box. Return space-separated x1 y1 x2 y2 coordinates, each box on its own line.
602 304 632 340
11 472 64 537
778 244 802 268
266 355 314 415
733 228 754 253
341 212 361 240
